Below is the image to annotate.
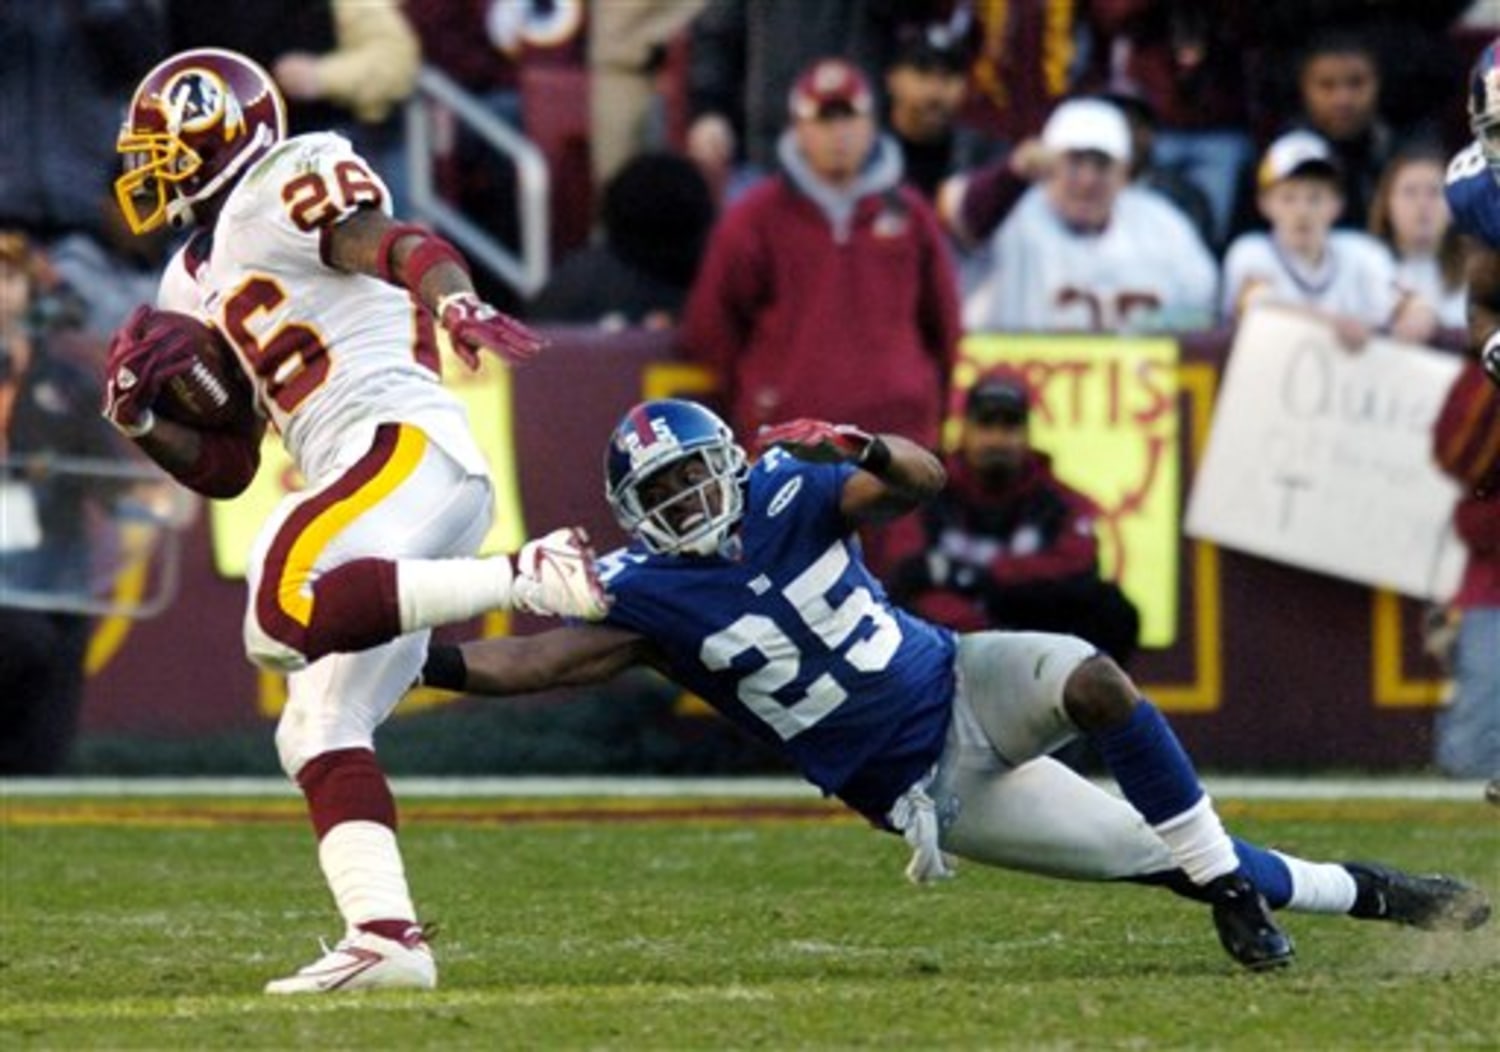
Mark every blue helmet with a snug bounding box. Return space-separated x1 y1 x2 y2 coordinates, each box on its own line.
1470 38 1500 177
604 399 747 555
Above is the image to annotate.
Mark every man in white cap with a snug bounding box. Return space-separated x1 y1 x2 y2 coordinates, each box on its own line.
961 97 1218 334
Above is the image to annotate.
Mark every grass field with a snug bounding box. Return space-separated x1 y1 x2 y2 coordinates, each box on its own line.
2 787 1497 1050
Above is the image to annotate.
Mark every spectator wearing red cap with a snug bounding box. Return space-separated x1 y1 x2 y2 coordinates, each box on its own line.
683 1 900 202
678 55 961 574
884 365 1140 670
680 57 961 452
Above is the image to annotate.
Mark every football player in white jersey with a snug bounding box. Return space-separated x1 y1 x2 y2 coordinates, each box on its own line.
1223 130 1437 348
961 98 1219 334
101 49 608 994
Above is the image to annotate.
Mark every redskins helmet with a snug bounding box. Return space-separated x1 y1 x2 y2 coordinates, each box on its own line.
605 400 747 556
115 48 287 234
1470 38 1500 179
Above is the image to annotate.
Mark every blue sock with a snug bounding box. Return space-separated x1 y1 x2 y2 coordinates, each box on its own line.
1090 700 1203 825
1233 838 1293 908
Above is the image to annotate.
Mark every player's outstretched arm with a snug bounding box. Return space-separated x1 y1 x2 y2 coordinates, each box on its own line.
326 207 544 368
755 419 946 525
422 625 653 696
1466 242 1500 384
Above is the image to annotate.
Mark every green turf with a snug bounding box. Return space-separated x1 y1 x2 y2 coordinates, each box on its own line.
1 797 1496 1050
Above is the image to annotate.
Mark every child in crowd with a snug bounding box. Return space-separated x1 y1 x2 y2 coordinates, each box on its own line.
1222 130 1436 349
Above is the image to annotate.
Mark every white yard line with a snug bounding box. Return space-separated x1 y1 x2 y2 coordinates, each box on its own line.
0 775 1493 801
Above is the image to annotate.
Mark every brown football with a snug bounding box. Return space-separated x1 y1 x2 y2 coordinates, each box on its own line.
149 312 253 430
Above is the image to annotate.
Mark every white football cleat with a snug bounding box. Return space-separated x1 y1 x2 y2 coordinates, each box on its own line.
510 526 611 620
264 930 436 995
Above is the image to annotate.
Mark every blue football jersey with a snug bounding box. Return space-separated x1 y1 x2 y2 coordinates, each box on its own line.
1446 141 1500 247
597 450 958 822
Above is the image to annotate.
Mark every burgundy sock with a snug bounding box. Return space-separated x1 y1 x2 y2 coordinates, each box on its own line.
296 747 398 839
358 919 426 947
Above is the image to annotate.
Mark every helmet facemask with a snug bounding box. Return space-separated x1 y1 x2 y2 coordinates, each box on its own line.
115 128 204 233
613 446 746 556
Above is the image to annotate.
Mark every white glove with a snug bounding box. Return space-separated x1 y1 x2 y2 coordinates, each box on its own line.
887 778 955 885
509 527 610 620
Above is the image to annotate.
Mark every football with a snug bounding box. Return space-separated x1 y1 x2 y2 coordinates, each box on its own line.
148 311 253 430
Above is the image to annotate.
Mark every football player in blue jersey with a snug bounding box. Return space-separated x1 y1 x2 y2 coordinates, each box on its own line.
1448 38 1500 387
421 399 1492 970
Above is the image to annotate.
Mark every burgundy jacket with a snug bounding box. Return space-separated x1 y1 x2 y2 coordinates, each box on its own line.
679 170 961 450
884 450 1104 630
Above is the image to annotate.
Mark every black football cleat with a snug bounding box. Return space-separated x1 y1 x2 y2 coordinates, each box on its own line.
1345 862 1493 932
1205 873 1295 971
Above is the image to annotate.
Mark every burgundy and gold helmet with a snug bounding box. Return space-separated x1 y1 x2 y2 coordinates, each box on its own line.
115 48 287 234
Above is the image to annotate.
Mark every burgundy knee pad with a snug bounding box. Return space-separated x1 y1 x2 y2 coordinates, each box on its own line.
296 747 398 838
299 558 402 662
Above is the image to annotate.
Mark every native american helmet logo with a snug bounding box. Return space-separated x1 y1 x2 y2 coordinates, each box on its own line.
160 68 245 140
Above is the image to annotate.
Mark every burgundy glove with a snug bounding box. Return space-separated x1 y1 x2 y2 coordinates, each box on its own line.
755 419 876 463
437 291 545 369
100 305 200 437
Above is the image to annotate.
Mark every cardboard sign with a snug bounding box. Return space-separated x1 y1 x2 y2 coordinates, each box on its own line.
1185 308 1465 599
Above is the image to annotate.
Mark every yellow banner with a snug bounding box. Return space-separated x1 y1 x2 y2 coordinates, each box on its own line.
957 335 1181 646
208 357 527 579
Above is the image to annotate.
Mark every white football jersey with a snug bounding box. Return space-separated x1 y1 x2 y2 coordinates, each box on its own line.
1221 230 1407 327
962 185 1219 333
156 132 486 484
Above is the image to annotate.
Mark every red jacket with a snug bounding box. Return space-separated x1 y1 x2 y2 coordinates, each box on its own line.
678 173 961 450
884 450 1104 630
1452 497 1500 608
1432 361 1500 607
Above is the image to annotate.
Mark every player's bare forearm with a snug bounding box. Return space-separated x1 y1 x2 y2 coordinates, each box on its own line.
456 625 650 695
842 434 947 525
326 207 472 312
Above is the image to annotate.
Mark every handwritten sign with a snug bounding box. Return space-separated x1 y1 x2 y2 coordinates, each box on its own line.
1184 308 1465 599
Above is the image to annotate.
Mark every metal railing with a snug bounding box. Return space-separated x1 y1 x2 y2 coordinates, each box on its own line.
0 455 196 619
405 66 551 298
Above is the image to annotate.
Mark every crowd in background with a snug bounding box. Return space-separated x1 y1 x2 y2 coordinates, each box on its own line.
4 2 1497 345
2 0 1498 780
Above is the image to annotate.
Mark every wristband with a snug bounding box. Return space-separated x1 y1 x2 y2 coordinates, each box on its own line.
858 435 892 476
375 224 468 294
374 222 429 283
421 644 468 690
435 291 474 317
